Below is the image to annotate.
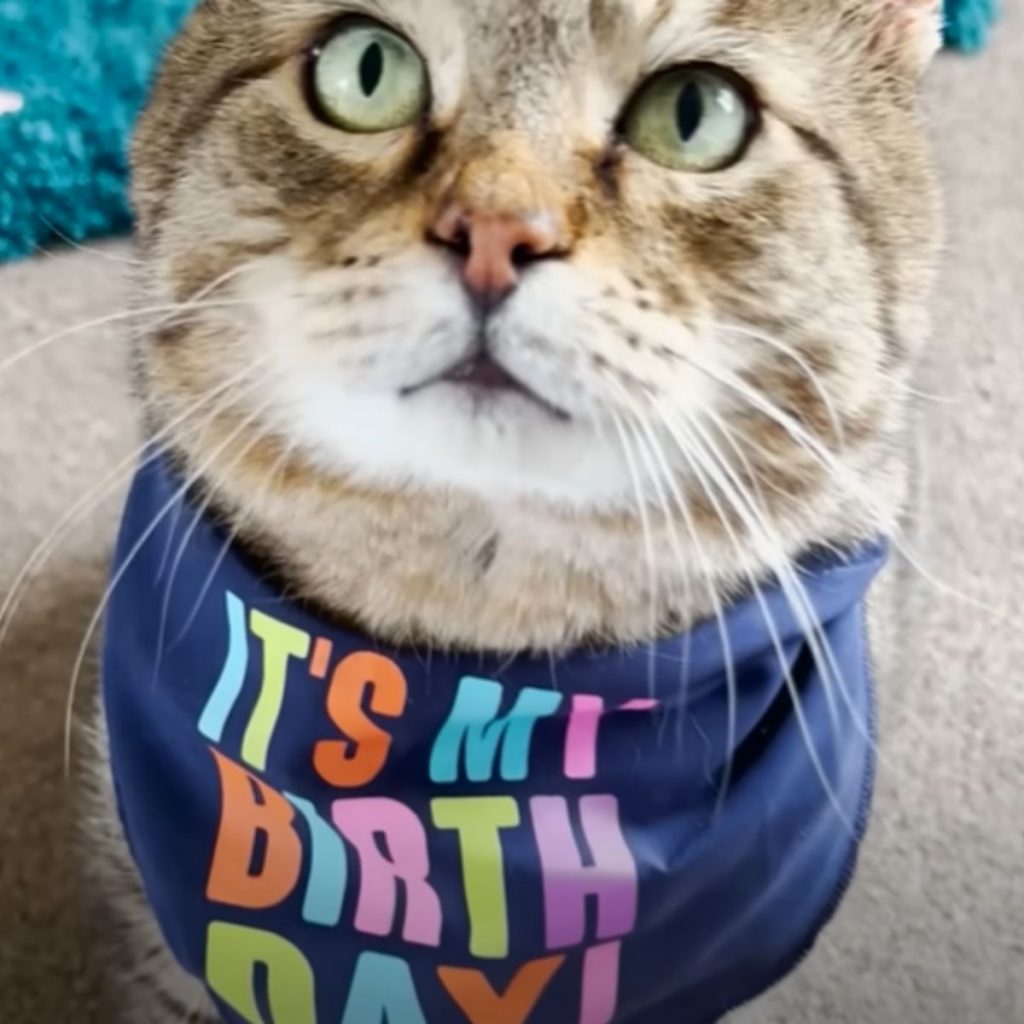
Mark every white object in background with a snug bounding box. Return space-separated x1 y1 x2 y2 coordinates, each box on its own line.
0 90 25 116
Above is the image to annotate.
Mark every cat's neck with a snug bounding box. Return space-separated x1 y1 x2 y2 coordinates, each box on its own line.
166 425 903 654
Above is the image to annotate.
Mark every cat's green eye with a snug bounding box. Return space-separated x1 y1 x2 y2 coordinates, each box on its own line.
311 21 427 133
623 65 757 173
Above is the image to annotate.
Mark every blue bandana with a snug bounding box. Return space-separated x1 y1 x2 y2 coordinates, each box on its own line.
102 454 887 1024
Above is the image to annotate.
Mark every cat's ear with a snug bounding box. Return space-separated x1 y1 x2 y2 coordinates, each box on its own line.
873 0 943 75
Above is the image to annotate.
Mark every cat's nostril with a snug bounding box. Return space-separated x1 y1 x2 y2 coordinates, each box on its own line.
450 225 472 258
429 204 565 300
511 242 536 267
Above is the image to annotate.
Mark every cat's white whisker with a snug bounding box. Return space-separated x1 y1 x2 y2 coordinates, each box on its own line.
707 409 928 780
715 320 847 449
602 405 661 691
881 368 960 406
605 377 740 810
0 260 259 385
0 299 249 385
61 387 276 775
0 359 273 667
658 410 856 834
609 409 671 699
148 384 286 690
169 435 298 653
681 409 850 736
37 219 146 267
690 353 1009 623
679 414 876 814
680 410 842 691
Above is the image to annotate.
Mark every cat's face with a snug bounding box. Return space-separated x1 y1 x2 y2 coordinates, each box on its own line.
133 0 940 521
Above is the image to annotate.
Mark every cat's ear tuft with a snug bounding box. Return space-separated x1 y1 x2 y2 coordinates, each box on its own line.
874 0 944 75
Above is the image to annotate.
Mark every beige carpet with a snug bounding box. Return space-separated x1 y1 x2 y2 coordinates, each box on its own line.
1 16 1022 1024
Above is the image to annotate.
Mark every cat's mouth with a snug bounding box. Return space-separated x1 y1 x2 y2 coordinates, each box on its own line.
402 353 570 422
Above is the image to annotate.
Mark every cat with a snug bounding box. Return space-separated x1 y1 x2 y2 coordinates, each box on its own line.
87 1 942 1022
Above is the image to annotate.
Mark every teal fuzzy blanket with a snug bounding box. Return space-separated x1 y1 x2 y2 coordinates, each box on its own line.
0 0 1001 263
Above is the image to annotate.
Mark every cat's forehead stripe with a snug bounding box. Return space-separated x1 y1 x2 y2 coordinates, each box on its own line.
591 0 666 24
587 0 674 50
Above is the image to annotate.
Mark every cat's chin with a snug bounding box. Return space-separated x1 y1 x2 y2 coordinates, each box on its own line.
261 380 637 510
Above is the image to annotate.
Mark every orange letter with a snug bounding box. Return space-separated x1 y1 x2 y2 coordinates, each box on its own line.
438 957 564 1024
314 652 407 788
206 749 302 909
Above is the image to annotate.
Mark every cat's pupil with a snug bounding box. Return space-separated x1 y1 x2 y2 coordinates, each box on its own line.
676 82 704 142
359 42 385 97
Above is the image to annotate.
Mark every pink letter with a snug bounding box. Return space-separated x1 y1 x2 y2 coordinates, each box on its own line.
564 697 659 780
530 796 637 950
332 798 442 947
579 942 622 1024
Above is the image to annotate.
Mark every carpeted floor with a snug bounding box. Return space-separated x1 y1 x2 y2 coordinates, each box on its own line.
1 15 1022 1024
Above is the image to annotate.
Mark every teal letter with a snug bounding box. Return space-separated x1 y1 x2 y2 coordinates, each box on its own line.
286 793 347 928
340 952 428 1024
198 591 249 742
429 677 562 784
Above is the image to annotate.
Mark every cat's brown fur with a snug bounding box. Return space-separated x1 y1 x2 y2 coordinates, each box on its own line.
95 2 941 1016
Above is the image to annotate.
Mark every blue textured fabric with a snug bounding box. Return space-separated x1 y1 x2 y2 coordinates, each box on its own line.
944 0 1000 52
0 0 193 262
102 454 887 1024
0 0 998 263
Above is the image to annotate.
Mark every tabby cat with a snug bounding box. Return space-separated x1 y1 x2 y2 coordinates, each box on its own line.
90 1 942 1022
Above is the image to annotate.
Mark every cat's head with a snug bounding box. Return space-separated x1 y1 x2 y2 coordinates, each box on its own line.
130 0 941 641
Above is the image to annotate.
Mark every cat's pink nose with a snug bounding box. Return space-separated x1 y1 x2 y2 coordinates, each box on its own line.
430 205 561 301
